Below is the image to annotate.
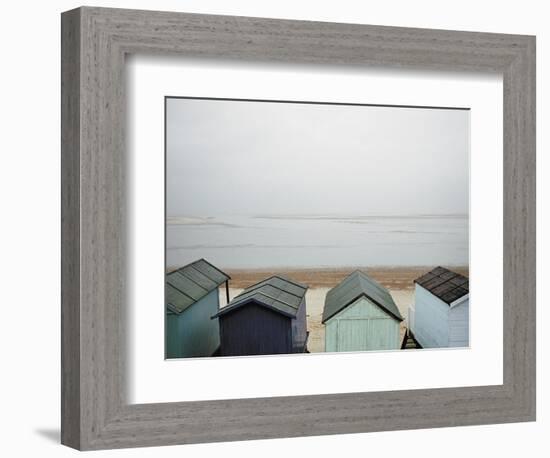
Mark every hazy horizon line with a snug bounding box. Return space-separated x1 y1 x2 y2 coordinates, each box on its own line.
167 212 469 221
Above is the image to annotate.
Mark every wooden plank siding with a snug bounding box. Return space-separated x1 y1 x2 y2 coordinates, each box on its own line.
412 284 450 348
291 298 308 352
412 284 470 348
219 304 292 356
165 289 221 358
449 298 470 347
325 297 400 352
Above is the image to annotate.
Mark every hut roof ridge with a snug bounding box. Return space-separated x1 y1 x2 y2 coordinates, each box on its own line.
213 275 308 319
322 270 403 323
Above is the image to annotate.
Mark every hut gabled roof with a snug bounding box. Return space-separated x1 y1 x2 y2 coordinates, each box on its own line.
213 275 308 319
414 266 469 305
166 259 230 314
322 270 403 323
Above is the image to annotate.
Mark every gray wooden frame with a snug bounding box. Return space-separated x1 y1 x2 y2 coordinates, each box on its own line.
61 6 536 451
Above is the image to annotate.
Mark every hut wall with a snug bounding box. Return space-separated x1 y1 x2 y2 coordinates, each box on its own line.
413 284 450 348
165 289 220 358
325 296 400 352
291 298 308 352
449 298 469 347
219 304 291 356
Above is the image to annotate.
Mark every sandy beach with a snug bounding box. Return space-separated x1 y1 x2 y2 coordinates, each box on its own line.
220 266 468 353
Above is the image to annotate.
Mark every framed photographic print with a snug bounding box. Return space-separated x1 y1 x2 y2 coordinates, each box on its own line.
61 6 536 450
163 96 470 359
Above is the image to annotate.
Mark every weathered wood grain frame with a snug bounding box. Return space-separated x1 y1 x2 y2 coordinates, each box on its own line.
61 6 536 451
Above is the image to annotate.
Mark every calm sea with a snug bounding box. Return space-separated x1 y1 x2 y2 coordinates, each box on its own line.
166 214 468 270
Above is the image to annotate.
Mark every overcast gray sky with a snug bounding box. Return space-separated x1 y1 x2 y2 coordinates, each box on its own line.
166 98 469 217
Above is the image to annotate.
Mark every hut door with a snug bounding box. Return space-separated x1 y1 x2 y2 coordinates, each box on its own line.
337 317 397 351
337 319 371 352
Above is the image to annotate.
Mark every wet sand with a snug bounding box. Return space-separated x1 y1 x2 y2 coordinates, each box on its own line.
220 266 468 353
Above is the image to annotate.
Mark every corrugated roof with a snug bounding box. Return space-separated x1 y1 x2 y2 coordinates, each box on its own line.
322 270 403 323
213 275 308 319
414 266 469 305
166 259 230 314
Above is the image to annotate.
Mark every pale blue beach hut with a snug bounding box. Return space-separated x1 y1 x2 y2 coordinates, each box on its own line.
165 259 230 358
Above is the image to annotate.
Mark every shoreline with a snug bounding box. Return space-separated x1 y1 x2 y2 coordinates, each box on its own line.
220 265 469 290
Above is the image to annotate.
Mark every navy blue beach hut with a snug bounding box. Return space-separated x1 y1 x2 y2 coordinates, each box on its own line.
165 259 230 358
213 276 308 356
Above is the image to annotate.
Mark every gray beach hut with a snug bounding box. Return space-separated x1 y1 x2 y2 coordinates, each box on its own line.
213 276 308 356
323 271 403 352
165 259 230 359
408 266 469 348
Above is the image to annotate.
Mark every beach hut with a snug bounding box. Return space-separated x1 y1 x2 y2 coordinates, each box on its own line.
213 276 308 356
165 259 230 359
408 266 469 348
323 271 403 352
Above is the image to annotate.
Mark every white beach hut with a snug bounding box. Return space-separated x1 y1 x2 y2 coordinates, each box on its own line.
408 267 469 348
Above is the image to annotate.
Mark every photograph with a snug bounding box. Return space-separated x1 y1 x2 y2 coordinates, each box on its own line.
165 97 470 359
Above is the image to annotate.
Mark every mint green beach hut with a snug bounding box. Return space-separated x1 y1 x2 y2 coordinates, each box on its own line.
322 271 403 353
